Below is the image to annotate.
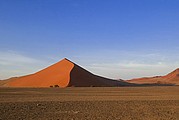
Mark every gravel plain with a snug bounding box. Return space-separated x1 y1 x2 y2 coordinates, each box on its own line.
0 87 179 120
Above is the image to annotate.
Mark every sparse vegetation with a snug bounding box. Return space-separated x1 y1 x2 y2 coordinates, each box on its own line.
49 85 59 88
54 85 59 87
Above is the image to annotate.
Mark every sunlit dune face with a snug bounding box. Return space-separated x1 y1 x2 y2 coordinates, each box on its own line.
7 59 74 87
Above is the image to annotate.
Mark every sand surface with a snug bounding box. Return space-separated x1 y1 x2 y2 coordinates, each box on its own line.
3 58 134 87
0 87 179 120
128 68 179 85
6 58 74 87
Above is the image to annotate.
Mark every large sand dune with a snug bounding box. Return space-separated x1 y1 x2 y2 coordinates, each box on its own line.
2 58 131 87
127 68 179 85
1 58 178 87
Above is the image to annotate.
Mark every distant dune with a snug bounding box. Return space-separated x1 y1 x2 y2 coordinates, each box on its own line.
1 58 132 87
127 68 179 85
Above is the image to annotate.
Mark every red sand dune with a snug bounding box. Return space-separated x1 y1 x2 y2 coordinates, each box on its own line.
127 68 179 85
2 58 131 87
1 58 178 87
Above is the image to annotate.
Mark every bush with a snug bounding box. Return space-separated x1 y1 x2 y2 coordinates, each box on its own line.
54 85 59 87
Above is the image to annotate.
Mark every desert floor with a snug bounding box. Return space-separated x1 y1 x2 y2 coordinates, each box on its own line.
0 87 179 120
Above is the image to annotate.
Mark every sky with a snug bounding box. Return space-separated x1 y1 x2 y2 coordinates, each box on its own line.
0 0 179 80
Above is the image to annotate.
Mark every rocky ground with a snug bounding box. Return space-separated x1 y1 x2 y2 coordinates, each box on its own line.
0 87 179 120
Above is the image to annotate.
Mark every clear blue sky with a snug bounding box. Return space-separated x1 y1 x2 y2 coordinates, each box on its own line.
0 0 179 79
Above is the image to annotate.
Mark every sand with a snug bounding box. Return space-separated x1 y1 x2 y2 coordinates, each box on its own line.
127 68 179 85
3 58 134 87
1 58 178 87
6 58 74 87
0 87 179 120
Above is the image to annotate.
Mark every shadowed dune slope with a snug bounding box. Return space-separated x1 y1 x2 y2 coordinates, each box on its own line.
68 63 132 87
127 68 179 85
2 58 132 87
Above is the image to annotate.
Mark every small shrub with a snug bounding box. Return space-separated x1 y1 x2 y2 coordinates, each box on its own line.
50 85 53 88
54 85 59 87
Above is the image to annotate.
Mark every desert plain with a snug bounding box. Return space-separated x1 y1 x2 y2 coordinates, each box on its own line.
0 86 179 120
